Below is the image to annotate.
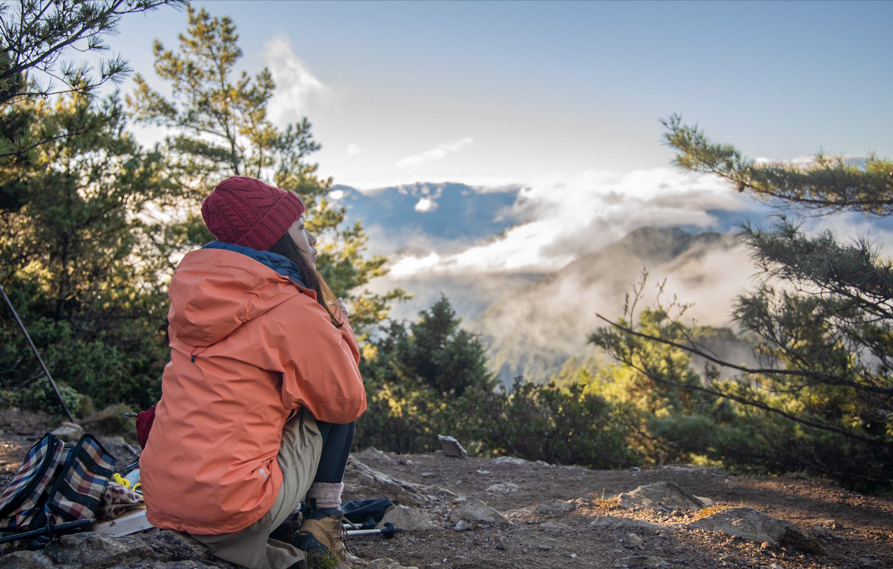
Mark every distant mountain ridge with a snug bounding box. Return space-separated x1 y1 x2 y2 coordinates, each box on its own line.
333 182 523 254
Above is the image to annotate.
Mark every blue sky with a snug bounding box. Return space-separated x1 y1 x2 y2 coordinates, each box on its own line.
104 1 893 284
113 1 893 190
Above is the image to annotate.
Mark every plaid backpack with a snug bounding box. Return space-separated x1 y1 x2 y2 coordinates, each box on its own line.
0 432 116 531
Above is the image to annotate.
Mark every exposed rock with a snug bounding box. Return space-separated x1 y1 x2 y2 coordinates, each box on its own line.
51 422 84 443
623 533 645 548
447 498 508 526
0 529 245 568
539 521 571 533
694 496 714 507
535 499 575 515
343 457 456 507
492 456 528 466
686 507 804 545
140 531 215 562
485 482 519 495
616 482 704 512
590 516 665 531
436 435 467 459
354 448 395 464
99 436 127 448
45 532 155 567
365 559 420 569
0 551 56 569
380 505 438 531
810 525 842 540
453 520 470 532
642 555 670 568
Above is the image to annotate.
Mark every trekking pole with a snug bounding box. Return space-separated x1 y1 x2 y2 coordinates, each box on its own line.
0 519 92 544
0 283 76 423
344 523 403 539
343 519 377 530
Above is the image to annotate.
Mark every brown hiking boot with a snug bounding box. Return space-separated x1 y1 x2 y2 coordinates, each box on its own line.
294 514 346 563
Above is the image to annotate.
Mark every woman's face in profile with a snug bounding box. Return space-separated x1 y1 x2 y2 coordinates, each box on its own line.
287 215 318 267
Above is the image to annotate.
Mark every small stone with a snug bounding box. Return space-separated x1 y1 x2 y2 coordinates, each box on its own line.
486 482 519 495
448 498 508 526
623 533 644 548
476 469 491 475
100 435 127 447
355 447 395 463
687 507 795 544
492 456 528 465
437 435 467 458
380 505 438 531
570 553 578 559
540 521 571 532
495 543 505 550
694 496 715 507
51 421 84 442
536 500 575 515
421 472 436 478
454 520 470 532
538 544 552 551
617 482 704 512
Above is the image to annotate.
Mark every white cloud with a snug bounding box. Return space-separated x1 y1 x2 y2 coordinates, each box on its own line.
347 143 362 156
388 167 757 277
396 137 474 169
264 36 332 121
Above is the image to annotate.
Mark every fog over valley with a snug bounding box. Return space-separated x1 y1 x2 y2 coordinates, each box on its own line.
337 170 893 383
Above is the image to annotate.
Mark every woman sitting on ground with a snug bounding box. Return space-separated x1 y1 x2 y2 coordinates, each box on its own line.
140 176 366 569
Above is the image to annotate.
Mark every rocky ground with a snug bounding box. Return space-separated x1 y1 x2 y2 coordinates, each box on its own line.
0 410 891 569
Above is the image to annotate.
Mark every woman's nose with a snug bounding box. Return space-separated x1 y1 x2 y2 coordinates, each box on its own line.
309 233 317 245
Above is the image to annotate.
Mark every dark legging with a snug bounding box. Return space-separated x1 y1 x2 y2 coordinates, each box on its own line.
313 421 355 483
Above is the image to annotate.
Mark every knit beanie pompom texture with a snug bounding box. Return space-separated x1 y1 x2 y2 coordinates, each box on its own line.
202 177 306 251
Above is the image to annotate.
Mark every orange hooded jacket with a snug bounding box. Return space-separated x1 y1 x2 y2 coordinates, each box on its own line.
140 244 366 534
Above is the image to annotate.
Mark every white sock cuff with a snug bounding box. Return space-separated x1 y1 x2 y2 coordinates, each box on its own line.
306 482 344 509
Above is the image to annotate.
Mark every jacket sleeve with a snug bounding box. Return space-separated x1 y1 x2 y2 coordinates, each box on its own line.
266 295 366 424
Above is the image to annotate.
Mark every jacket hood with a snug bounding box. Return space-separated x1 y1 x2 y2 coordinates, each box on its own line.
168 243 313 347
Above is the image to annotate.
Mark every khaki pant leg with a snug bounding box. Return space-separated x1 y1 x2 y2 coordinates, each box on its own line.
269 408 323 528
191 409 323 569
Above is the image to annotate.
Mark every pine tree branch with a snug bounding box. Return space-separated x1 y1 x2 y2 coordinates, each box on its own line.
594 314 893 397
594 323 891 449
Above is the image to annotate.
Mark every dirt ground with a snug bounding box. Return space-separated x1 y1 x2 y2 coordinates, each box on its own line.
344 452 893 569
0 410 891 569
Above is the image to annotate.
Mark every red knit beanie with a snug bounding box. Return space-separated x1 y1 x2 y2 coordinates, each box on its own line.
201 177 306 250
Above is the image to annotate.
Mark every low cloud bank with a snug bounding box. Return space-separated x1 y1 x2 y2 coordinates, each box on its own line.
388 168 755 278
